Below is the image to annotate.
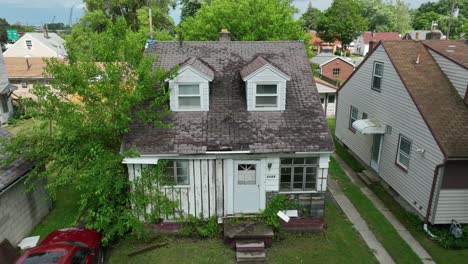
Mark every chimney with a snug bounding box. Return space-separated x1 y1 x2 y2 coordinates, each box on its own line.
368 31 376 55
43 24 49 39
219 29 231 41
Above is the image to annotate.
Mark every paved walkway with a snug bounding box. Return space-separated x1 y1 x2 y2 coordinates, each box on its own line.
332 154 436 264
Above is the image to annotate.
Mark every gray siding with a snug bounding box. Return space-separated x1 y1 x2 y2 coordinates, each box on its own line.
336 45 445 220
428 50 468 99
0 178 50 245
434 189 468 223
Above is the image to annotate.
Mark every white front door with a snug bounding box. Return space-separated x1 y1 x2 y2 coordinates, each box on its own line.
233 161 260 214
370 134 383 172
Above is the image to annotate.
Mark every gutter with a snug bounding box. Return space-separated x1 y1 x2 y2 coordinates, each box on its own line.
423 161 446 238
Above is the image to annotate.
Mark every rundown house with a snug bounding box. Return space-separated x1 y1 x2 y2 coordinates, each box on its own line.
0 52 15 124
0 128 50 246
122 35 334 224
315 77 337 118
335 40 468 224
311 53 355 82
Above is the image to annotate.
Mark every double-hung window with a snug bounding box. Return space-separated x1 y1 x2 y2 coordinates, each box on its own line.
280 158 318 191
349 106 358 131
178 84 201 109
333 68 340 76
255 84 278 108
372 62 384 91
396 135 412 171
164 160 190 185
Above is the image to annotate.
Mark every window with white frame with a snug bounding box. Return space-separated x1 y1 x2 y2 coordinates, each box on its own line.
396 135 412 171
25 40 32 49
255 84 278 108
280 157 318 191
0 95 9 113
328 94 335 103
372 62 384 91
333 68 340 76
349 106 358 131
164 160 190 185
178 84 201 109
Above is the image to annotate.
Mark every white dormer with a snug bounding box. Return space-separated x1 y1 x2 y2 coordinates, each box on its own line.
241 56 291 111
169 57 214 111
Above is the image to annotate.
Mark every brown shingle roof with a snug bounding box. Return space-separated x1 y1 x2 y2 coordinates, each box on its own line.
363 32 400 44
3 57 48 79
382 40 468 158
423 40 468 69
123 41 334 154
180 57 215 80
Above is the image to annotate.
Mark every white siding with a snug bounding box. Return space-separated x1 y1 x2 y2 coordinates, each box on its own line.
434 189 468 224
169 68 210 111
336 45 445 219
428 50 468 99
245 68 287 111
3 33 61 58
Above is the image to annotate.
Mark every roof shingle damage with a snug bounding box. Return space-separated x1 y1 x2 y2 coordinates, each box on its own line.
0 128 33 191
381 40 468 158
123 41 334 155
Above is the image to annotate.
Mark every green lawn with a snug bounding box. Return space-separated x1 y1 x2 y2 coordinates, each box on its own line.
108 200 378 264
327 118 468 264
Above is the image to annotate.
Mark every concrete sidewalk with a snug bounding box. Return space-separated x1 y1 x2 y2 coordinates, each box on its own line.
332 154 436 264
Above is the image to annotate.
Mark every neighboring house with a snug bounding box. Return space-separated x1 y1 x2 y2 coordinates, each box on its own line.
402 30 444 40
309 31 342 54
2 32 66 59
3 57 49 99
311 53 356 82
122 34 334 222
0 52 15 124
315 77 337 117
0 128 50 245
335 40 468 225
353 32 400 56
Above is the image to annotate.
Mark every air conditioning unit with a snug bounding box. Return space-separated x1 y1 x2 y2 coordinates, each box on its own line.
21 81 28 88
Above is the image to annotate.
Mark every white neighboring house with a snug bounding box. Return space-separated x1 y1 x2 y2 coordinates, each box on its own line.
353 32 400 56
3 32 66 59
122 34 334 223
336 40 468 225
0 52 15 124
315 77 337 117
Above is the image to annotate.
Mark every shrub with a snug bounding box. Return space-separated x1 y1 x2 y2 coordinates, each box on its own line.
262 194 293 229
345 52 351 57
427 224 468 249
179 214 221 238
334 51 341 56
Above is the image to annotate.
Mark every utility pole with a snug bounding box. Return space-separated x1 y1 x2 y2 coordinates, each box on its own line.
446 0 456 40
148 1 153 39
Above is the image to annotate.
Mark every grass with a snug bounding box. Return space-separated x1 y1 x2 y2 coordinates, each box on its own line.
370 184 468 264
4 118 41 135
108 200 378 264
327 119 365 172
329 158 422 264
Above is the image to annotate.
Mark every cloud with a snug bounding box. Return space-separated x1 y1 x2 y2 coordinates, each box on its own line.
2 0 82 9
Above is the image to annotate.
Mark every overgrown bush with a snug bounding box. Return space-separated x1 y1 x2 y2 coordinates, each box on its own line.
261 194 293 229
334 51 341 56
179 214 221 238
345 52 351 57
423 224 468 249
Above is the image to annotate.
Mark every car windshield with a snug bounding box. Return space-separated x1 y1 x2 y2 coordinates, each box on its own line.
22 251 64 264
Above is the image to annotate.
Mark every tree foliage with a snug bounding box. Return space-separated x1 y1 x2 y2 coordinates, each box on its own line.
317 0 367 47
412 0 468 39
0 18 35 43
180 0 203 22
300 3 322 31
2 19 175 244
357 0 412 33
178 0 303 41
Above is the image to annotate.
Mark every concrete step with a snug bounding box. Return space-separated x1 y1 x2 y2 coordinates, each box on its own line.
236 240 264 252
362 170 380 183
236 251 266 263
357 172 373 186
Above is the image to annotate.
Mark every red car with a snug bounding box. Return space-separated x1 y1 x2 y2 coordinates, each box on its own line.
16 228 104 264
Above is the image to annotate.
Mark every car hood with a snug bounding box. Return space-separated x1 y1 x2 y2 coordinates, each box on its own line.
40 228 101 250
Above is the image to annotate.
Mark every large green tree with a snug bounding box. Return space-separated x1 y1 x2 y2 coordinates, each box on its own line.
357 0 412 33
178 0 303 41
317 0 367 48
300 3 322 31
2 19 174 243
180 0 203 22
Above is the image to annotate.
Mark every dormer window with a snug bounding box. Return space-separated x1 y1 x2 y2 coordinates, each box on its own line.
178 84 201 109
255 84 278 108
241 56 290 111
169 57 214 112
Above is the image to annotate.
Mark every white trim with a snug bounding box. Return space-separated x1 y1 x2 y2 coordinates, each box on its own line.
396 134 412 170
177 83 202 110
242 64 291 82
205 151 251 154
318 56 355 68
253 82 280 110
122 157 159 164
178 65 214 82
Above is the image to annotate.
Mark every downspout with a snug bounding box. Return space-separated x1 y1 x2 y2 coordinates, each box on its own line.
424 161 446 238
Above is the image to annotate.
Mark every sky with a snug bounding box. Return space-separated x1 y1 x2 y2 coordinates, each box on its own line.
0 0 434 26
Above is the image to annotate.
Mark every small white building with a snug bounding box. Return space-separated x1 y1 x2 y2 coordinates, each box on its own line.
0 52 14 124
315 77 337 117
353 32 400 56
3 32 66 59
